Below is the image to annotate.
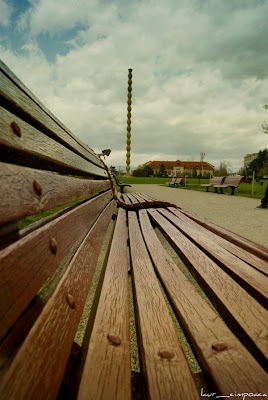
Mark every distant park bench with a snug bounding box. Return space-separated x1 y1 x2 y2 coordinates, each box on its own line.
166 177 184 187
241 177 253 184
200 176 225 192
213 175 244 195
0 60 267 399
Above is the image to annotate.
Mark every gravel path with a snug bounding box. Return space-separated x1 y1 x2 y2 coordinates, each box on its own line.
127 184 268 248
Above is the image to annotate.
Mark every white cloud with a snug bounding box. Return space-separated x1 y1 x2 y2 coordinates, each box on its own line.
1 0 268 171
0 0 13 26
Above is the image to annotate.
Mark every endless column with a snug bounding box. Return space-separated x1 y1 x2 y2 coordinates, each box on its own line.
126 68 132 176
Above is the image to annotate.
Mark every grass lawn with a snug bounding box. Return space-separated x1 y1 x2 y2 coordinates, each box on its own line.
118 176 267 199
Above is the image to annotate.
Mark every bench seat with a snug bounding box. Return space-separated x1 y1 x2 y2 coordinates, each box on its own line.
0 60 267 400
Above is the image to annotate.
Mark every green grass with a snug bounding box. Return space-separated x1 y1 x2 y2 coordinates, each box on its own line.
118 176 267 199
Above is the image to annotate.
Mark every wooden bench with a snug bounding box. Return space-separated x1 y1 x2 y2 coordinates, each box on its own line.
213 175 244 195
200 176 226 192
1 61 268 400
166 177 184 187
241 177 253 184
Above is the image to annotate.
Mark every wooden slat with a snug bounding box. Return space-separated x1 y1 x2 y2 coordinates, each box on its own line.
180 209 268 261
0 64 103 168
158 209 268 307
0 107 107 177
128 211 199 400
0 162 110 225
129 193 147 206
78 208 131 400
0 191 113 340
169 208 268 276
0 201 115 400
139 209 268 394
126 194 140 207
147 209 268 365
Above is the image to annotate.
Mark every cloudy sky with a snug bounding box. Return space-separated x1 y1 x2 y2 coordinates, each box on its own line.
1 0 268 171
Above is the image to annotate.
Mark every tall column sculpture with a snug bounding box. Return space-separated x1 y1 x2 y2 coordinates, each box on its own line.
126 68 132 176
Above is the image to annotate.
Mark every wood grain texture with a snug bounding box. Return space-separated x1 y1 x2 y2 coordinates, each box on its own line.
0 107 107 177
0 162 110 225
78 208 131 400
128 211 200 400
139 209 268 394
0 68 103 167
0 201 115 400
168 208 268 276
147 209 268 365
180 209 268 261
125 193 140 207
159 208 268 307
0 191 113 340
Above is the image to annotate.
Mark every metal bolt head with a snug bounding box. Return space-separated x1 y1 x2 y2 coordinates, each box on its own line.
50 238 58 254
11 121 21 137
159 350 175 360
33 180 42 196
66 294 75 309
107 334 121 346
212 342 228 351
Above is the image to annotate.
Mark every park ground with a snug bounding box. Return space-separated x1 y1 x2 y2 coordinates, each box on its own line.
125 182 268 248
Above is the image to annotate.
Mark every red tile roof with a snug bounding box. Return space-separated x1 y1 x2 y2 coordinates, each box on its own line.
147 160 214 169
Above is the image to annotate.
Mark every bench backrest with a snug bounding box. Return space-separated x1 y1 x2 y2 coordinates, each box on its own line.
223 175 244 186
211 176 225 184
0 61 116 398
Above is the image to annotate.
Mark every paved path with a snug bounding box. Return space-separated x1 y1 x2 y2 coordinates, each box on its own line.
127 184 268 248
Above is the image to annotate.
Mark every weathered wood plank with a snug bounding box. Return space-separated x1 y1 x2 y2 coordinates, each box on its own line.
125 194 140 207
180 209 268 261
0 162 110 225
159 208 268 307
78 208 131 400
0 201 115 400
147 209 268 365
0 191 113 340
0 60 97 159
0 107 107 177
129 193 147 206
139 209 268 394
0 66 103 167
169 208 268 276
128 211 199 400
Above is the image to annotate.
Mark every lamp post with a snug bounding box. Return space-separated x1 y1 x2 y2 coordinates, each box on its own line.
126 68 132 176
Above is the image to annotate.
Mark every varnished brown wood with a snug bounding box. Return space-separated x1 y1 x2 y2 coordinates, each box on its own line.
0 107 107 177
180 209 268 261
128 211 200 400
158 208 268 307
0 201 115 400
0 162 110 225
78 208 131 400
0 191 113 340
147 209 268 365
0 66 103 168
168 208 268 276
139 209 268 394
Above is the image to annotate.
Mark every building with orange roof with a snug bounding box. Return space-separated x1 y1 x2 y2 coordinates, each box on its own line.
146 160 214 177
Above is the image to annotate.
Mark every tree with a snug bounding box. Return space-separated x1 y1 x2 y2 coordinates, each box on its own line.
248 149 268 177
157 163 168 177
132 164 153 177
262 105 268 134
214 161 232 176
259 160 268 177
